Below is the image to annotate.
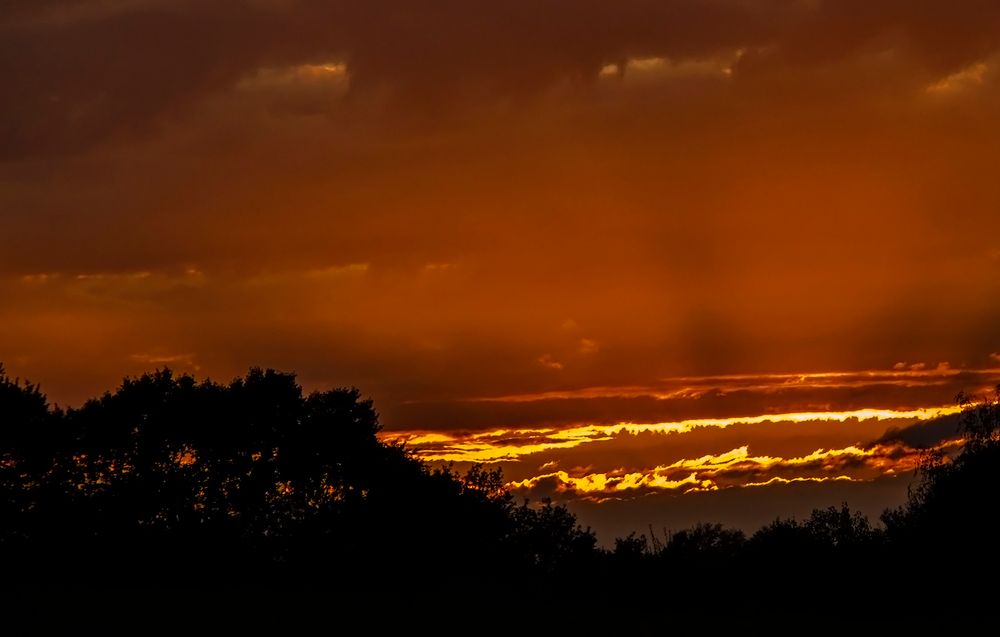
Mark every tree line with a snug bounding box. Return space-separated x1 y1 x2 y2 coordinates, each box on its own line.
2 364 997 619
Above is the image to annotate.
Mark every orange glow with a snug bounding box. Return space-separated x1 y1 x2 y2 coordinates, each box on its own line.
387 406 963 463
459 369 1000 404
8 0 1000 534
742 476 855 488
506 440 959 501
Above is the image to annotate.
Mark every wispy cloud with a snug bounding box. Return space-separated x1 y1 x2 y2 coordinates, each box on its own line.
458 368 1000 404
387 406 963 463
536 354 564 371
507 440 961 502
130 352 200 370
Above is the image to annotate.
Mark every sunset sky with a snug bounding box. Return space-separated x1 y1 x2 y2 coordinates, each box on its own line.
3 0 1000 538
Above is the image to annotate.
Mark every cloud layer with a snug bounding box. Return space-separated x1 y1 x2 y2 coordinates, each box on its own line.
5 0 1000 160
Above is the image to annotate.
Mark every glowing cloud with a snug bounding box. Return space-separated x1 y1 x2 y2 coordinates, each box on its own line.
388 406 963 463
506 440 961 501
459 368 1000 404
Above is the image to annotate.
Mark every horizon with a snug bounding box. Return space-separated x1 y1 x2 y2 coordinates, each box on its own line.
7 361 994 541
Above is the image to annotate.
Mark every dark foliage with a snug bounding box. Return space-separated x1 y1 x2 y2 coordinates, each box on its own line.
2 367 998 621
0 366 593 601
882 386 1000 559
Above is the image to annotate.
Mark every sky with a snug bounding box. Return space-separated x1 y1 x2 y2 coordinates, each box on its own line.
3 0 1000 539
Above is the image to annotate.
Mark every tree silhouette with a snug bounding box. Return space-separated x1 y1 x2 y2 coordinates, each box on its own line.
883 385 1000 549
0 366 600 597
3 365 1000 619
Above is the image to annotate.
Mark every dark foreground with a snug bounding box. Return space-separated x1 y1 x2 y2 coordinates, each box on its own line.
2 366 998 624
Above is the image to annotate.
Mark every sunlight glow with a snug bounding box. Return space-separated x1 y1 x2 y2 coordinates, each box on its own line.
386 405 963 463
505 440 960 501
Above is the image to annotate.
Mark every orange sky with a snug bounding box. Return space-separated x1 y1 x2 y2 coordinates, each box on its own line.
2 0 1000 536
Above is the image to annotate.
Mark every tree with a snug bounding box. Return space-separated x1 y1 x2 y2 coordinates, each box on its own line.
0 367 543 591
0 363 52 457
882 385 1000 552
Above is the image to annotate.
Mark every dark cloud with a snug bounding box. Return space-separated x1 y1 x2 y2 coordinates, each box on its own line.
0 0 753 158
5 1 1000 160
1 2 276 158
874 412 964 448
388 370 997 430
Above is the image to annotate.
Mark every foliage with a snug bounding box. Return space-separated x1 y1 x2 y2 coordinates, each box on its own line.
882 385 1000 551
2 367 999 615
0 366 598 594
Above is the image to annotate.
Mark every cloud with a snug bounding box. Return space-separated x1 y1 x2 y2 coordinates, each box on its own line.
463 368 995 403
302 263 370 279
537 354 564 371
926 61 991 94
3 0 1000 428
506 440 957 502
381 367 1000 432
6 0 1000 161
873 412 963 448
129 352 198 367
387 405 962 463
